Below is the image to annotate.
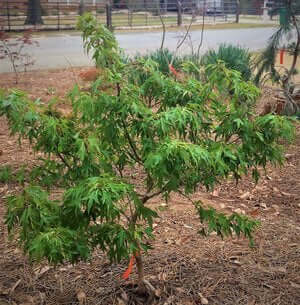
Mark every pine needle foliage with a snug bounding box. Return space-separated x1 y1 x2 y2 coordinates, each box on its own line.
254 0 300 86
254 25 294 84
0 14 295 284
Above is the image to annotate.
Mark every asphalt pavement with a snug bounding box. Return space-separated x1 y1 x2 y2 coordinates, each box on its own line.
0 27 276 73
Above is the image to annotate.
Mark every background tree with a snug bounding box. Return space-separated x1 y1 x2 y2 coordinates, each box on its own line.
254 0 300 114
1 14 295 297
236 0 241 23
25 0 43 25
78 0 86 16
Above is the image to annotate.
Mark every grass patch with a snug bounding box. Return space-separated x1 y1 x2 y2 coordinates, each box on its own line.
0 165 13 183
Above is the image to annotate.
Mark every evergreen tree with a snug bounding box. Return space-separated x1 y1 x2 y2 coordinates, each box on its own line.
255 0 300 114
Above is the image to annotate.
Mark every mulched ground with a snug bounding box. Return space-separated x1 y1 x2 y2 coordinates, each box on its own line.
0 69 299 305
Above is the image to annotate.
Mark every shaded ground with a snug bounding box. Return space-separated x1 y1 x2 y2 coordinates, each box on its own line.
0 69 300 305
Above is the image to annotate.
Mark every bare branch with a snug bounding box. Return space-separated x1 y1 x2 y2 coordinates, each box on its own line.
197 0 206 58
157 4 166 50
121 119 143 164
170 12 195 66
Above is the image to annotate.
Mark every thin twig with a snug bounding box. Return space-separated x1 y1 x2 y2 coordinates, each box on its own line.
158 7 166 50
64 56 80 86
121 119 142 164
141 189 164 204
197 0 206 58
57 152 72 170
170 14 195 66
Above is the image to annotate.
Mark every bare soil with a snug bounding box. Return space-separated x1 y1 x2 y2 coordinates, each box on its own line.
0 69 300 305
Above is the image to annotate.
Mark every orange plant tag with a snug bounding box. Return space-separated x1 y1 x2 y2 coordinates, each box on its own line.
169 64 179 77
122 255 135 280
280 49 284 65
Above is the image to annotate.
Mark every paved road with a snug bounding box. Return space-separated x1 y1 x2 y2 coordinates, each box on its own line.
0 27 276 72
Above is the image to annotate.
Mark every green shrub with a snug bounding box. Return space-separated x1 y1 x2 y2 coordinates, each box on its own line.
134 48 182 75
134 50 202 78
181 53 201 64
201 44 252 81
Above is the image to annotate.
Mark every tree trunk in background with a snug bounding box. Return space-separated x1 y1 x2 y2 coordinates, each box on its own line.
235 0 240 23
25 0 43 25
79 0 86 16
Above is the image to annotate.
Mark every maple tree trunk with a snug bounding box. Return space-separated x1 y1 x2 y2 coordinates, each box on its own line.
135 252 146 292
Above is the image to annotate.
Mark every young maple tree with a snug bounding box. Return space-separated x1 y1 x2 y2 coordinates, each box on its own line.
0 14 295 294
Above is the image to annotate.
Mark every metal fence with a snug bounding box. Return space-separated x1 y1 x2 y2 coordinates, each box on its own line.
0 1 106 31
0 0 280 32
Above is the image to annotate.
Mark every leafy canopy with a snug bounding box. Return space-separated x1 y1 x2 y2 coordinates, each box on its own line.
0 14 295 268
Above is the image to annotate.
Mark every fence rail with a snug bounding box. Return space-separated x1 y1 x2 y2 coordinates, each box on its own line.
0 1 106 31
0 0 283 32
